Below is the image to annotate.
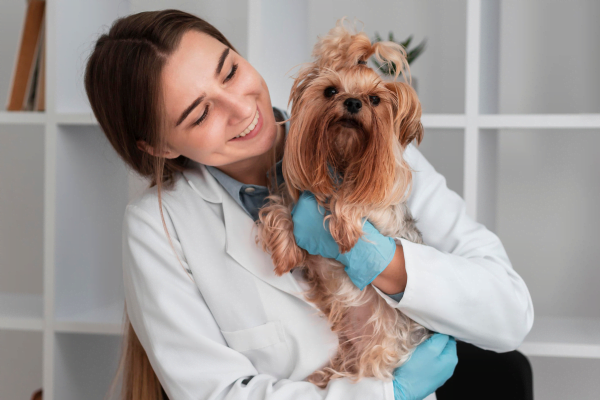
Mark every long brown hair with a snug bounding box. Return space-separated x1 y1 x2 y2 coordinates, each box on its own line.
84 9 238 400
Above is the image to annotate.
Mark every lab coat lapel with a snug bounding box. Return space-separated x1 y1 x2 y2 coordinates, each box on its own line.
220 178 307 299
184 161 311 301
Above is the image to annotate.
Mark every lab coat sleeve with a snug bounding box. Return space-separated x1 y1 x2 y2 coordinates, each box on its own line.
372 143 534 353
122 204 395 400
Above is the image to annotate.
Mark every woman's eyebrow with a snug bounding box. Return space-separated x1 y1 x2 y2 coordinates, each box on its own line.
215 47 230 78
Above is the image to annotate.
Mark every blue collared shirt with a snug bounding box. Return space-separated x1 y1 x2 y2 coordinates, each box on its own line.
206 107 404 302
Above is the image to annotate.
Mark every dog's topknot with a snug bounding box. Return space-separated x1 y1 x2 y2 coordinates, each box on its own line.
311 17 412 83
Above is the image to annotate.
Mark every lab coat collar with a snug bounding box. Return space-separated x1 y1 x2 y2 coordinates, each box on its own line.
182 161 223 203
182 161 309 302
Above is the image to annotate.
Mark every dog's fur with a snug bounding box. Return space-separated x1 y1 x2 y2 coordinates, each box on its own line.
256 18 432 388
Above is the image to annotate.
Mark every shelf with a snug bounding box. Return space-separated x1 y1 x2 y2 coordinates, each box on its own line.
54 112 98 125
0 292 43 331
0 111 46 125
55 301 124 335
478 114 600 129
422 114 600 129
3 111 599 129
519 316 600 359
421 114 466 128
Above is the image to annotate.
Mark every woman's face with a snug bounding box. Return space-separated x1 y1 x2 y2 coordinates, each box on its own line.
155 30 278 168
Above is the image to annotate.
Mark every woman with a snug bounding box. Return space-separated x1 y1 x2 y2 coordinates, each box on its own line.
84 9 532 400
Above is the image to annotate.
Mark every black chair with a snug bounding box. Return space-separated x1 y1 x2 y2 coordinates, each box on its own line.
436 340 534 400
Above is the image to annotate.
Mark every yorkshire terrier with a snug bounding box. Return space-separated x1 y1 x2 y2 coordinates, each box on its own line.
257 18 432 388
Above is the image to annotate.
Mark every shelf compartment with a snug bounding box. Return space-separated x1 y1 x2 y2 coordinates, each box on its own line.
416 128 465 198
0 124 45 332
55 0 131 113
53 125 129 328
0 329 43 400
497 1 600 114
495 129 600 339
54 332 123 400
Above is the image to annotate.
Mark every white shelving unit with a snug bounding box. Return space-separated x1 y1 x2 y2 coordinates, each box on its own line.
1 0 598 399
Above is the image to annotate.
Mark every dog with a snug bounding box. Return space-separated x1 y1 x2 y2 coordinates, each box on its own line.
256 17 432 388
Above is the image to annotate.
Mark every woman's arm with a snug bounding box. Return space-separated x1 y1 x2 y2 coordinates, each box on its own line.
373 143 534 353
123 203 395 400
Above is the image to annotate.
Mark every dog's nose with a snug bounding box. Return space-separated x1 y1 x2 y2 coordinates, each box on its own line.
344 98 362 114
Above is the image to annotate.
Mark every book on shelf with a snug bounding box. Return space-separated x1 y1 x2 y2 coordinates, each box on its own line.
6 0 46 112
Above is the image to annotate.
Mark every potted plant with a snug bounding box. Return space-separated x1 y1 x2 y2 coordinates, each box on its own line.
371 32 426 93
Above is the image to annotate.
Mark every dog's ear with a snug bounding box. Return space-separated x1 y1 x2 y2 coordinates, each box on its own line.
288 63 319 115
384 81 424 148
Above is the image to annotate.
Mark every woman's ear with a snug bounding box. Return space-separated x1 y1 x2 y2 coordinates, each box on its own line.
136 139 180 159
137 140 156 156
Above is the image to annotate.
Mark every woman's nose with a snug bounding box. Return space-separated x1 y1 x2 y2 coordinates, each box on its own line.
220 93 255 126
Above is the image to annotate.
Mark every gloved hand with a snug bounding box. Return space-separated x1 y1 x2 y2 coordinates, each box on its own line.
393 333 458 400
290 191 397 290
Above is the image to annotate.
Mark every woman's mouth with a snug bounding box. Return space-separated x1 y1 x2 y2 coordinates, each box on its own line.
229 108 263 141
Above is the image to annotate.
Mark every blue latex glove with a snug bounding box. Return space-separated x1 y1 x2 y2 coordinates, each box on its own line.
290 191 397 290
393 333 458 400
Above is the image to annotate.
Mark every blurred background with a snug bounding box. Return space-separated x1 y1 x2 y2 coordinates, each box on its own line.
1 0 599 399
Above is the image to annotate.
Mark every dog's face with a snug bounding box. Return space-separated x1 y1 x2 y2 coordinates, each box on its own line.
283 19 424 207
302 66 396 173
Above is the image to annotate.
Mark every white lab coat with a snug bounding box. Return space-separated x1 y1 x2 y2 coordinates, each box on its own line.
122 142 534 400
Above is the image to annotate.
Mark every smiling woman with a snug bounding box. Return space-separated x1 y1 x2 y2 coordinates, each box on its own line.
83 9 285 400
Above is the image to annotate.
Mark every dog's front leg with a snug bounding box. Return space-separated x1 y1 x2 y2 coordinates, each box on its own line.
257 196 307 276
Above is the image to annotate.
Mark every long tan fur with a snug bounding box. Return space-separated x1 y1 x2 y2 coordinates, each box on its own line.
257 17 431 388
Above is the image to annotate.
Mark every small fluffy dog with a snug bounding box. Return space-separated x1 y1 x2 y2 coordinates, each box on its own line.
257 18 432 388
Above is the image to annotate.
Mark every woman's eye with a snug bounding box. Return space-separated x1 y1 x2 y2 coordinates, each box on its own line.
194 105 209 126
369 95 380 106
324 86 338 98
224 63 238 83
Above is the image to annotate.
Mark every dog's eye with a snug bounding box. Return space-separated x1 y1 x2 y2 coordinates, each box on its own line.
324 87 338 98
369 95 380 106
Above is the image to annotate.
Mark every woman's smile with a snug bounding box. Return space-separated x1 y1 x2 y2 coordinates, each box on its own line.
229 106 263 142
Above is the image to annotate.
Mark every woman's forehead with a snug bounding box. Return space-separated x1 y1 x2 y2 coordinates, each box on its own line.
162 31 228 126
164 31 225 84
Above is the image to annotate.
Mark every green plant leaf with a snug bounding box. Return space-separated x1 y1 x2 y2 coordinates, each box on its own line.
406 39 427 65
370 31 427 74
401 34 413 49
